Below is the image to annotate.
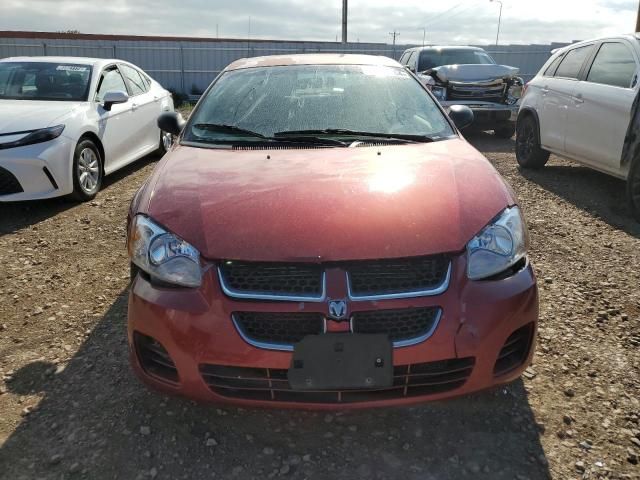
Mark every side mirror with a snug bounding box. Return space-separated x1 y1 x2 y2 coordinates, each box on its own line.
157 111 186 136
102 90 129 111
448 105 474 130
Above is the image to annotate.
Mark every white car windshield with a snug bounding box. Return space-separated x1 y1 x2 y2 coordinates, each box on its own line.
184 64 455 144
0 62 92 101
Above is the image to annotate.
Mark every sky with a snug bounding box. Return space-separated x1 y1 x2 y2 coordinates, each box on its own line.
0 0 636 46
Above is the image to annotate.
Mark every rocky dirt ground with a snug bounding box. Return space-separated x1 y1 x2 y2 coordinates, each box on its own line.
0 132 639 480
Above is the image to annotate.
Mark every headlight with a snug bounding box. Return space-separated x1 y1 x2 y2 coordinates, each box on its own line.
431 86 447 101
466 206 528 280
0 124 65 150
128 215 202 288
506 77 524 105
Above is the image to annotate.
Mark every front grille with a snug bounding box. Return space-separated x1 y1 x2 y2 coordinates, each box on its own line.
0 166 23 195
351 307 441 343
493 323 534 377
200 357 474 403
219 256 451 301
347 255 449 298
134 332 179 383
219 261 324 299
233 312 324 346
448 82 505 102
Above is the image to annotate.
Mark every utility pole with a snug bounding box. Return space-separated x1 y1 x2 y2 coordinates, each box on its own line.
636 0 640 32
490 0 503 46
422 28 426 47
342 0 348 43
389 30 400 56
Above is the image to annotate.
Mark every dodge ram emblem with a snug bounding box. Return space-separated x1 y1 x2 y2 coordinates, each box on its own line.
328 300 348 321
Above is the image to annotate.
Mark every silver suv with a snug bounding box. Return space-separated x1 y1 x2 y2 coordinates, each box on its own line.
399 46 523 138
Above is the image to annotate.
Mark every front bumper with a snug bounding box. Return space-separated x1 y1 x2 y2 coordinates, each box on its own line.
0 136 75 201
442 101 518 129
127 255 538 409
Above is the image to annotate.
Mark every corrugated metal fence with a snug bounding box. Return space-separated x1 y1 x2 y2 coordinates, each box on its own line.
0 33 570 94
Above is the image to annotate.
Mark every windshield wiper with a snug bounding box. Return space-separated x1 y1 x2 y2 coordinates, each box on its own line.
274 129 435 143
192 123 270 139
192 123 346 146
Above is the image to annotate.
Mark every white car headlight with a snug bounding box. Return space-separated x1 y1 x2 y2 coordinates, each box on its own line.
466 206 528 280
128 215 202 288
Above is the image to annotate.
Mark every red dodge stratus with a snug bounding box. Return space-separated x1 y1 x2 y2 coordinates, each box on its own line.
126 54 538 409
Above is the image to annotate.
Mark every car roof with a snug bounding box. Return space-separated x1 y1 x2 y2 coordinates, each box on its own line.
402 46 487 53
225 54 400 71
0 56 123 68
553 34 639 54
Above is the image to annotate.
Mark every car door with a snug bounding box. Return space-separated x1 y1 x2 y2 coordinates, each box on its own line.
564 40 638 177
538 44 594 153
94 64 139 173
119 63 159 155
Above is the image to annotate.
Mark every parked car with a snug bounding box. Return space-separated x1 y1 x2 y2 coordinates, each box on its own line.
127 54 538 408
516 34 640 220
0 56 174 201
399 46 523 138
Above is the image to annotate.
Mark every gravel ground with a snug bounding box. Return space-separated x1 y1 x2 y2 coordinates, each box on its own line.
0 133 639 480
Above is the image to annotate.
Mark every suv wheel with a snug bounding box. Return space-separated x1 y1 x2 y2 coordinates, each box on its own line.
494 124 516 139
627 155 640 222
516 115 550 169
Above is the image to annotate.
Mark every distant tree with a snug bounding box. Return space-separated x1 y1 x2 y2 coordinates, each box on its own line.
57 30 81 34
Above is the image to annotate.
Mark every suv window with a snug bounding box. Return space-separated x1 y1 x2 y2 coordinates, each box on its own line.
586 42 637 88
554 45 592 79
399 52 410 65
119 64 147 95
95 66 128 102
543 54 564 76
406 51 418 70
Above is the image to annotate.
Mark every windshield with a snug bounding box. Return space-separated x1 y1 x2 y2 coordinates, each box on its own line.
418 50 496 71
184 64 454 145
0 62 92 101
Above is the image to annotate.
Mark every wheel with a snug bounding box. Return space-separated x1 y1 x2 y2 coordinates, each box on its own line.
70 139 103 201
494 123 516 139
516 115 550 169
157 130 173 156
627 155 640 222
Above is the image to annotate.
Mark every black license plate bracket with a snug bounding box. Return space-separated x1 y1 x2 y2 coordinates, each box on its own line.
287 333 393 391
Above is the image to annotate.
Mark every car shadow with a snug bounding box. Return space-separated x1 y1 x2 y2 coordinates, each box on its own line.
463 130 516 153
519 162 640 239
0 291 550 480
0 152 162 237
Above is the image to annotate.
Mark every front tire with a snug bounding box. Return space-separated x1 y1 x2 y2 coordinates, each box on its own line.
627 156 640 222
157 130 172 156
516 115 550 169
494 124 516 139
70 139 103 202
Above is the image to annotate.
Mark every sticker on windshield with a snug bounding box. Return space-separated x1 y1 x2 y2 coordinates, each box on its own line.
56 65 89 72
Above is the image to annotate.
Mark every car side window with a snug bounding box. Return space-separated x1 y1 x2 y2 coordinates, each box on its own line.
95 66 128 102
543 54 563 76
399 52 409 65
406 51 418 71
119 64 147 96
586 42 637 88
554 45 592 79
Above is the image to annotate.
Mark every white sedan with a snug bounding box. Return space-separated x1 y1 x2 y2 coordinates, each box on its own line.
0 56 174 201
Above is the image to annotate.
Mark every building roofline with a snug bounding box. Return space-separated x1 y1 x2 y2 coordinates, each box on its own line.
0 30 390 46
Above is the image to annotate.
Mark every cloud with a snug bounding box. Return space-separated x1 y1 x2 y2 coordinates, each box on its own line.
0 0 634 45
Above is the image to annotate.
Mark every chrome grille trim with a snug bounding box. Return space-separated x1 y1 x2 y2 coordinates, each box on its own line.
346 262 451 301
232 310 441 351
218 268 327 302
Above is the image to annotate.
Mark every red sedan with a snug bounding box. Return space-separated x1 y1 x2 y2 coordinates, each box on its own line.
126 54 537 409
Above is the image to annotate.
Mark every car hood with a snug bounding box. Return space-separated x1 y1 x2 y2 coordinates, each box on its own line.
431 64 519 83
141 138 515 262
0 100 83 133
